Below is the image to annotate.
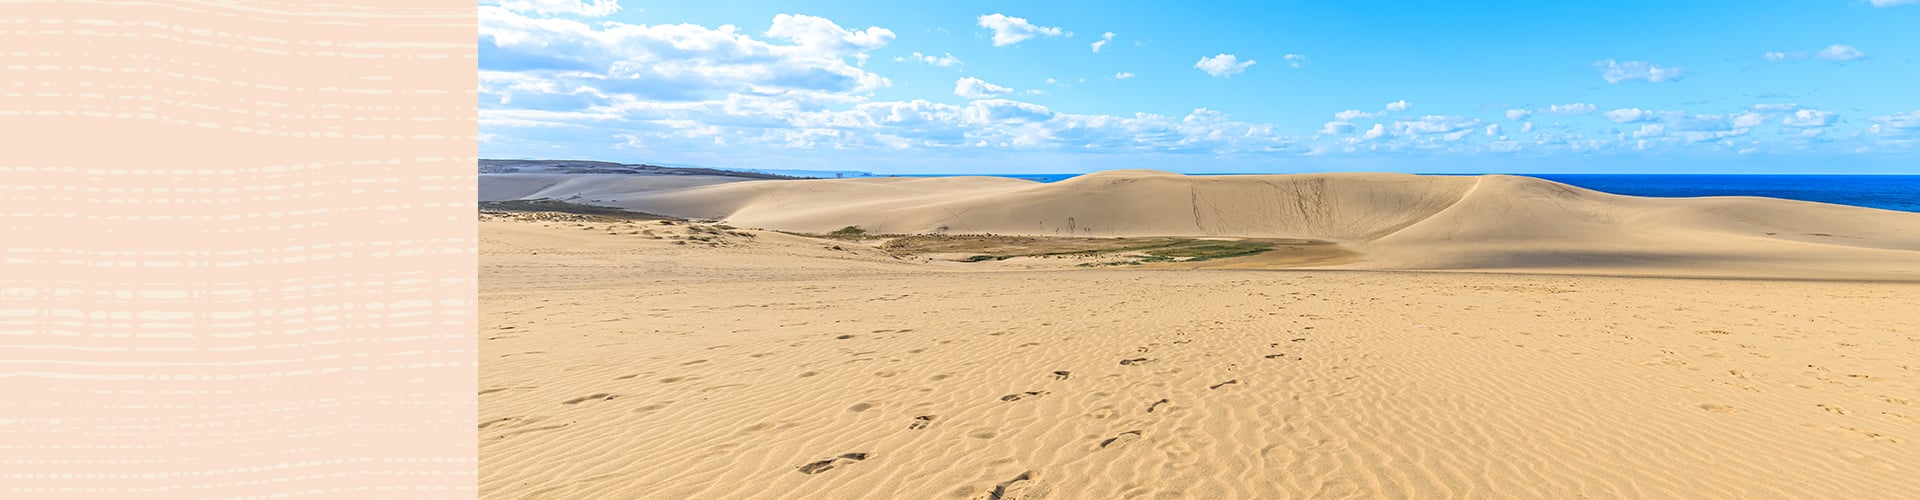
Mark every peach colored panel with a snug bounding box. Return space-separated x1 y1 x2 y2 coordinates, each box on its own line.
0 0 478 497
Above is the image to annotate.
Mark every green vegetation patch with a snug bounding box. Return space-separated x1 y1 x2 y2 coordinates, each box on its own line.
881 234 1276 263
480 198 677 220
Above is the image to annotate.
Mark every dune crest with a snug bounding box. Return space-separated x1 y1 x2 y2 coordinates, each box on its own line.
480 170 1920 279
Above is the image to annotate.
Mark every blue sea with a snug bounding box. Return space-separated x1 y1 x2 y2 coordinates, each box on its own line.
890 173 1920 213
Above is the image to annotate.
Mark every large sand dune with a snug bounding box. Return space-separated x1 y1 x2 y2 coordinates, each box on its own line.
480 215 1920 498
479 170 1920 280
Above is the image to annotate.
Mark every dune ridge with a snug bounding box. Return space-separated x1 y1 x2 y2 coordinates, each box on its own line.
479 170 1920 280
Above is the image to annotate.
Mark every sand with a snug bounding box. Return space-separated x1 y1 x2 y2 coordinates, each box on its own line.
480 171 1920 498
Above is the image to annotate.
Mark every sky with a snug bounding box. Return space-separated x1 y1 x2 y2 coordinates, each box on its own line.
478 0 1920 174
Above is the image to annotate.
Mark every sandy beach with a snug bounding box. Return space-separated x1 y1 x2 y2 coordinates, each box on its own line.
480 172 1920 498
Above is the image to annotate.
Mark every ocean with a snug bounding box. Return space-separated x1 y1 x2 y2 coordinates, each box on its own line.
889 174 1920 213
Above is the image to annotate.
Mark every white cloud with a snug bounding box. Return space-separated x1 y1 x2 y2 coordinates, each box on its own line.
1731 112 1767 129
1763 51 1805 62
1505 109 1532 121
1321 122 1355 135
1394 115 1481 135
896 52 962 67
1092 32 1114 53
1520 122 1535 133
1334 110 1380 121
1359 123 1388 141
954 77 1014 99
1114 71 1135 80
1871 0 1918 6
1632 124 1665 139
1781 109 1837 127
479 9 893 102
1194 54 1256 77
1283 54 1306 68
766 13 896 53
1485 124 1502 136
1547 103 1597 115
977 13 1064 46
1594 59 1683 83
1385 100 1411 112
1815 44 1866 61
1870 111 1920 133
1603 108 1655 123
488 0 621 17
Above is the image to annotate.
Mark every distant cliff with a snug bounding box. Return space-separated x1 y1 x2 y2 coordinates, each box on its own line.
479 159 809 180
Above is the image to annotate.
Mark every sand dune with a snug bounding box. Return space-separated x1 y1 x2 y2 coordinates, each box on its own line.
479 170 1920 280
480 215 1920 498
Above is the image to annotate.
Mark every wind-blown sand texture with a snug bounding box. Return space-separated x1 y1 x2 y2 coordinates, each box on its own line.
481 171 1920 498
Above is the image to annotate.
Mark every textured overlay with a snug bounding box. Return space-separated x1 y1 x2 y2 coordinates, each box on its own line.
1 1 478 497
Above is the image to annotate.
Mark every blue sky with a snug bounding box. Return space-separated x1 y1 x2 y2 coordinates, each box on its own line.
479 0 1920 174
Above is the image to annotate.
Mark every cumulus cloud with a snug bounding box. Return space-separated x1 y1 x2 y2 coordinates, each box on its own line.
1114 72 1135 80
1868 111 1920 139
1359 123 1388 141
1594 59 1683 83
1815 44 1867 61
1321 122 1355 135
1762 51 1800 62
1781 109 1837 127
1394 115 1482 135
479 9 894 102
897 52 962 67
1195 54 1255 77
1603 108 1655 123
1547 103 1597 115
1283 54 1307 68
978 13 1064 46
1385 100 1411 112
1631 124 1665 139
1485 124 1502 136
954 77 1014 99
488 0 621 17
766 13 896 53
1505 109 1531 121
1092 32 1114 53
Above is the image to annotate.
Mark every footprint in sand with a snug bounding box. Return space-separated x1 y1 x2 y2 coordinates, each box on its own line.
1264 354 1286 360
1052 371 1071 380
908 415 935 430
1001 391 1048 402
988 471 1035 500
796 452 871 475
1099 430 1143 449
1819 403 1851 415
1119 358 1153 366
1209 380 1239 390
1146 399 1170 413
1699 403 1739 413
561 393 617 405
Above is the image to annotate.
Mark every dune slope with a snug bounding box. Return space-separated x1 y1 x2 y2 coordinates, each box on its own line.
480 171 1920 279
480 217 1920 499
